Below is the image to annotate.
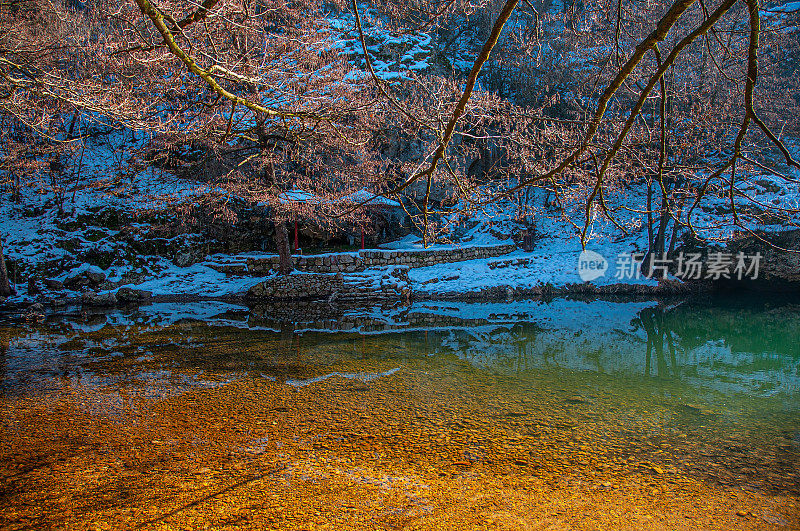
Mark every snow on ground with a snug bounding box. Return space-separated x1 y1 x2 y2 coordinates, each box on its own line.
122 259 270 297
2 124 798 304
409 236 658 295
688 170 800 241
377 230 507 250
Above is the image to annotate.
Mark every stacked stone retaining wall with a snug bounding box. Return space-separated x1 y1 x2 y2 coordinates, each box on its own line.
248 272 344 300
247 266 411 301
247 253 361 274
245 243 516 275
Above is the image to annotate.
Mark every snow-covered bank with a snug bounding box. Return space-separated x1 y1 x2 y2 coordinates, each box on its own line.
2 137 798 309
1 239 685 313
409 238 661 297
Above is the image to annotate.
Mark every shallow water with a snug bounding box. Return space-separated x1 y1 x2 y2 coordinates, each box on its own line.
1 297 799 529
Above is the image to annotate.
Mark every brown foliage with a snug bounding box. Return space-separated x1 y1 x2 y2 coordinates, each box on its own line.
0 0 798 248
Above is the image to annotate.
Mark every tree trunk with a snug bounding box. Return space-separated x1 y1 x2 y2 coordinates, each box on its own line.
262 159 293 275
652 200 670 256
0 236 14 296
642 193 671 277
646 178 654 251
274 220 294 275
668 218 681 255
12 174 20 203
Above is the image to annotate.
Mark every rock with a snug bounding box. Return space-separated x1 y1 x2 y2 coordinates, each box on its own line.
565 396 589 404
64 267 106 290
81 290 117 306
679 404 716 416
677 229 800 287
85 270 106 284
728 231 800 283
44 278 64 291
249 283 264 297
24 303 45 322
173 251 195 268
116 287 152 303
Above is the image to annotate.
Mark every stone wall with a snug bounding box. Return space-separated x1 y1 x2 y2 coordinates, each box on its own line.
248 272 344 300
360 244 517 268
247 253 361 274
245 243 517 275
247 266 411 301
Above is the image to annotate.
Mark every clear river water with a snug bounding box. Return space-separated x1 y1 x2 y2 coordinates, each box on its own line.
1 296 798 529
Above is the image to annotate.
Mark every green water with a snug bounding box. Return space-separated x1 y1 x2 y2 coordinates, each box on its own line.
1 296 799 494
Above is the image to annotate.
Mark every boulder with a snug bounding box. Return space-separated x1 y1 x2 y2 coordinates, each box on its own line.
81 290 117 306
85 269 107 284
63 266 107 290
673 229 800 289
173 251 195 268
116 287 153 303
44 278 64 291
174 245 208 268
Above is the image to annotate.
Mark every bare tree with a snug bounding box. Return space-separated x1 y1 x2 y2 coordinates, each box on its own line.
2 0 797 275
0 234 12 296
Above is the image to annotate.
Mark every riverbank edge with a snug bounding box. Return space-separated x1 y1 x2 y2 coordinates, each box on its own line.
5 274 800 317
0 278 721 316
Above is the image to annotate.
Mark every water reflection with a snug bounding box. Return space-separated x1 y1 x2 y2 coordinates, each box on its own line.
0 297 798 406
361 300 796 402
0 326 8 396
640 307 680 379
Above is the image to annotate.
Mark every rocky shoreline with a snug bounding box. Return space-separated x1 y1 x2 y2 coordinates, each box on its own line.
0 276 705 321
3 271 798 322
4 228 800 317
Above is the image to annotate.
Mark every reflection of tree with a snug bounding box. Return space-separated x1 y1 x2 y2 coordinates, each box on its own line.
661 300 800 358
510 324 534 373
0 326 8 395
639 308 680 379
